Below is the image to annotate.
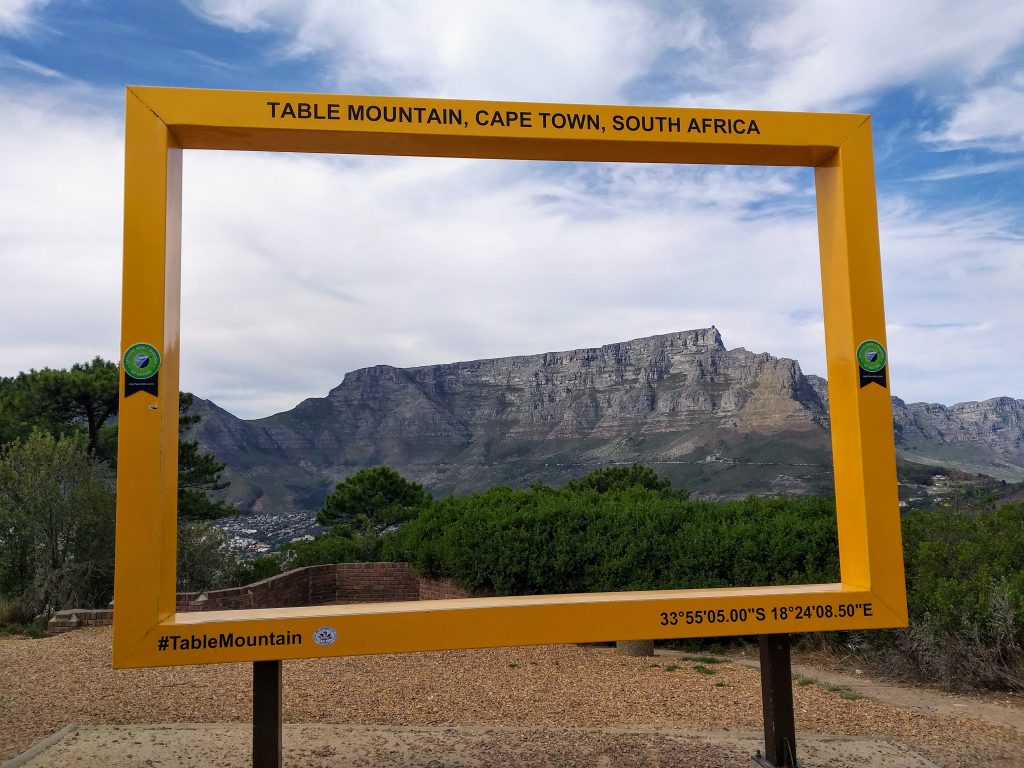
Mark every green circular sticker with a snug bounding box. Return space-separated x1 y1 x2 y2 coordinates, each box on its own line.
856 340 886 373
123 343 161 379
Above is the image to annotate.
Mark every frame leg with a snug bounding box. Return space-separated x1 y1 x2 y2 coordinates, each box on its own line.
253 660 282 768
756 634 798 767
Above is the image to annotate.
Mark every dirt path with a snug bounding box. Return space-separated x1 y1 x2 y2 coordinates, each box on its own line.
684 649 1024 738
2 628 1022 767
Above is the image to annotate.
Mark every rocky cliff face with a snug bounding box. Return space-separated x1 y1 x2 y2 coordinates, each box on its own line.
188 328 1024 518
892 396 1024 480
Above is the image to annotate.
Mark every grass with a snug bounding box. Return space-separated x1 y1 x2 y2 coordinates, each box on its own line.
683 655 726 664
664 664 680 672
692 664 717 676
789 673 864 700
1 623 45 639
826 684 865 700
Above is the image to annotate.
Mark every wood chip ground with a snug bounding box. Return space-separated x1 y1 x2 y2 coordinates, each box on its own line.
1 628 1021 767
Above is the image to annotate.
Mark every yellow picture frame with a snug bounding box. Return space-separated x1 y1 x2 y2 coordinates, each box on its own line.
114 86 907 668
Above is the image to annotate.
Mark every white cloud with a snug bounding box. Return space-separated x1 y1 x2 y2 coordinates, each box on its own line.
0 0 50 36
908 157 1024 182
3 80 1019 420
185 0 1024 112
924 76 1024 152
879 196 1024 404
186 0 705 102
675 1 1024 111
0 52 64 78
176 145 1024 417
0 86 123 375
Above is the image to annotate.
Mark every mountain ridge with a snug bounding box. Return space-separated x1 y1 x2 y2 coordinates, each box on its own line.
188 328 1024 524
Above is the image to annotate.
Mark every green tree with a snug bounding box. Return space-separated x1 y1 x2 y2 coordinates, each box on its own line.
0 431 115 620
566 464 687 498
317 466 432 532
0 358 118 457
2 360 235 519
175 393 238 591
1 359 244 603
176 520 240 592
2 358 233 503
0 377 29 448
177 393 234 520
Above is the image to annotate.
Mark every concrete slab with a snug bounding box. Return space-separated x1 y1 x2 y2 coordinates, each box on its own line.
6 724 941 768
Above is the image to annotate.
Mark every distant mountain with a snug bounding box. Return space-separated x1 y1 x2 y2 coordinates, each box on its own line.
188 328 1024 524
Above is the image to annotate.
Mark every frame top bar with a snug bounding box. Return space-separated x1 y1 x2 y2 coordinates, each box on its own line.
129 86 866 166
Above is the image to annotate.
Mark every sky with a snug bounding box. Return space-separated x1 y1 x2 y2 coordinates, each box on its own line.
0 0 1021 419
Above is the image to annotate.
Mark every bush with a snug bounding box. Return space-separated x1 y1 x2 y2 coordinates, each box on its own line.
0 596 35 627
565 464 687 497
177 521 241 593
232 555 283 586
0 431 115 618
385 474 1022 690
386 485 839 596
279 525 385 569
864 504 1024 690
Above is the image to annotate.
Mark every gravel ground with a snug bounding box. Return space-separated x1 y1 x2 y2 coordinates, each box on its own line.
2 628 1022 767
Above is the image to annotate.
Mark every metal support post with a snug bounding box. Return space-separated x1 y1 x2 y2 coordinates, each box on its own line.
753 634 798 767
253 660 282 768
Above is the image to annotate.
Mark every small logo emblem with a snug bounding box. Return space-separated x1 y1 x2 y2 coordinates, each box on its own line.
856 340 886 373
123 342 161 379
312 626 337 647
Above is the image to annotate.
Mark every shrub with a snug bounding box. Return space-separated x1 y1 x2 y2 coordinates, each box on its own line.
864 504 1024 690
177 521 241 593
279 525 385 569
0 431 115 617
386 485 839 596
232 555 283 586
385 477 1022 690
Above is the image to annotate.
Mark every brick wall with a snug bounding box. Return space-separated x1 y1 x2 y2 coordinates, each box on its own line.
46 607 113 635
176 565 313 612
335 562 420 603
418 575 471 600
48 562 469 635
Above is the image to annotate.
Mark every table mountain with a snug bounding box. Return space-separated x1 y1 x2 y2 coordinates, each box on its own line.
187 328 1024 520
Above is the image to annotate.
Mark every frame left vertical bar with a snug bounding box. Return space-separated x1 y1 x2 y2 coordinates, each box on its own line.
113 88 183 667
